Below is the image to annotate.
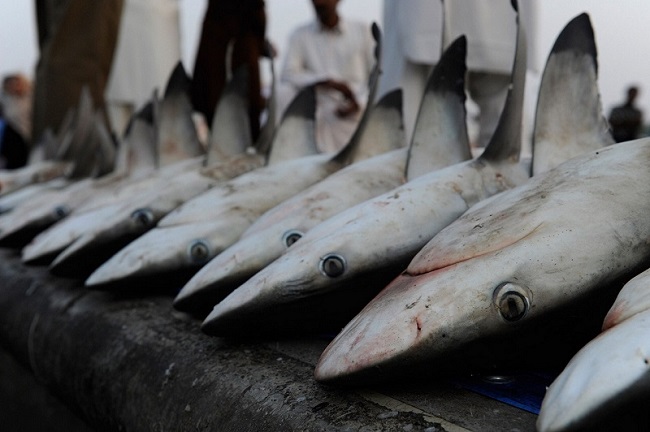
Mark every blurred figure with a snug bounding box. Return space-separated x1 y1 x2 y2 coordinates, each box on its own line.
609 85 643 143
280 0 374 153
380 0 525 150
32 0 124 145
0 74 31 168
106 0 182 137
378 0 443 146
191 0 268 142
1 73 32 144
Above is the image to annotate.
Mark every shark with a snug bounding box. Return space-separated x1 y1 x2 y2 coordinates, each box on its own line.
0 86 103 198
45 68 316 277
84 24 410 289
174 34 473 315
312 13 643 385
198 1 531 337
0 101 157 247
19 62 214 264
46 64 279 277
537 267 650 432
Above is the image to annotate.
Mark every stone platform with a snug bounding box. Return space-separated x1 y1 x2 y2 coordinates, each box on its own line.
0 249 538 431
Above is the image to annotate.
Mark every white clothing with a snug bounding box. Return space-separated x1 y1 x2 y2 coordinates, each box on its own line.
106 0 181 135
379 0 443 143
380 0 523 148
280 18 375 153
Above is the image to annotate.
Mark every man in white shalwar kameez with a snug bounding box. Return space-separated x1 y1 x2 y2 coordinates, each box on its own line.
105 0 182 137
380 0 527 151
280 0 375 154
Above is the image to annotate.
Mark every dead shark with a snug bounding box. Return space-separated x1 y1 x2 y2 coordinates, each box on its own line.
46 65 277 277
84 24 410 289
313 13 638 385
0 101 157 247
537 267 650 432
199 1 530 337
174 34 472 315
20 62 206 264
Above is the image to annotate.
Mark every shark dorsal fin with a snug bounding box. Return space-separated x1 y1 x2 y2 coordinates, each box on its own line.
116 101 157 177
330 22 383 166
478 0 525 164
405 35 471 181
156 62 204 167
66 108 109 179
49 106 76 160
265 84 318 166
56 86 94 163
530 13 613 176
339 88 405 163
254 48 277 159
206 65 253 166
90 110 117 177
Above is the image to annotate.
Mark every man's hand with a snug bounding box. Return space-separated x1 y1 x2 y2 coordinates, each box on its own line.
317 79 360 118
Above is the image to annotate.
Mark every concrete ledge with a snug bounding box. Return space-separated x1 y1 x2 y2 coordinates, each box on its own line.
0 249 537 431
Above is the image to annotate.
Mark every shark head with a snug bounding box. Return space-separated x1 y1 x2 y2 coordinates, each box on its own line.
21 204 122 264
200 214 413 336
85 221 226 288
174 223 290 315
537 267 650 432
49 203 167 277
175 148 410 315
198 167 489 336
315 140 650 384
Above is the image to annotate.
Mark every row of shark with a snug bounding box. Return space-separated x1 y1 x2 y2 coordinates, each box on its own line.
1 1 649 429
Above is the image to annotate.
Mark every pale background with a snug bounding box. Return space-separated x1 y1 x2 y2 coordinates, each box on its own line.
1 1 649 133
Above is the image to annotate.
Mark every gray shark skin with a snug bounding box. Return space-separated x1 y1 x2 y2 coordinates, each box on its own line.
46 67 274 277
84 24 396 289
199 2 527 336
0 177 71 216
314 11 626 384
33 79 311 273
173 147 408 314
19 157 205 265
0 102 158 247
0 161 73 197
175 35 471 315
314 138 650 384
202 9 615 343
18 61 212 264
537 268 650 432
530 13 613 175
85 153 339 288
155 62 205 166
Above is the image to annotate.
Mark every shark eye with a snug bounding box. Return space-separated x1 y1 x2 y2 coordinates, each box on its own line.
130 208 154 227
53 205 70 220
188 239 211 264
282 230 303 248
319 253 346 278
493 282 531 322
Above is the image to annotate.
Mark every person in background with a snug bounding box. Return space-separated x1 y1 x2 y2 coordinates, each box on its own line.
1 74 32 144
378 0 443 147
0 74 32 168
32 0 124 146
380 0 528 152
608 85 644 143
105 0 182 138
280 0 374 153
191 0 268 143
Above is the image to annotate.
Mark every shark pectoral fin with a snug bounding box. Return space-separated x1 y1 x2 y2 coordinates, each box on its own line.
407 202 544 275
